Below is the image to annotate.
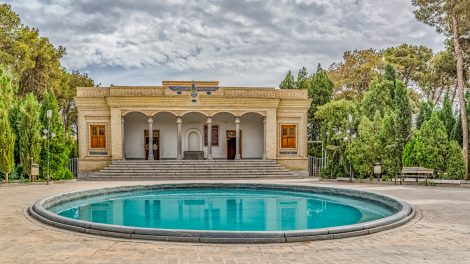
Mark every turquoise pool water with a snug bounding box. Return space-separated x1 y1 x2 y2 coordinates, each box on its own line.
49 188 394 231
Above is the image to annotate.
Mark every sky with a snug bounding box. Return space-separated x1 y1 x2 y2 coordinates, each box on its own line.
6 0 445 87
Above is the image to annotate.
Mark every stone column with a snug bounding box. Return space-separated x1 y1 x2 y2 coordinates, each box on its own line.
121 117 125 159
235 117 241 160
147 116 154 160
207 117 213 160
263 117 267 160
110 108 123 160
177 117 183 160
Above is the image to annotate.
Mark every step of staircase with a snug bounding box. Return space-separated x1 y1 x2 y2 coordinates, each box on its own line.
84 159 298 180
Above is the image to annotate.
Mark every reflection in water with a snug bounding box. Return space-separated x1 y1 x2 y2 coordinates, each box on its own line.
56 189 392 231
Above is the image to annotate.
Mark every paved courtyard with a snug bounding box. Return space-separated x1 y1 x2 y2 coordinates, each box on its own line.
1 179 470 264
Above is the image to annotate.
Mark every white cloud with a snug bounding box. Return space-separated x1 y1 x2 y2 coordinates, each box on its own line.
6 0 445 86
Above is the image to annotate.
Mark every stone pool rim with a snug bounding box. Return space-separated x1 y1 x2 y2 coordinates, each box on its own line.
28 183 415 243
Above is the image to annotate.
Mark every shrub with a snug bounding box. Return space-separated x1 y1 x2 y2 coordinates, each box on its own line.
445 140 466 180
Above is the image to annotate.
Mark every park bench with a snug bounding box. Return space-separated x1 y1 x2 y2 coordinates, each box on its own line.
397 167 434 185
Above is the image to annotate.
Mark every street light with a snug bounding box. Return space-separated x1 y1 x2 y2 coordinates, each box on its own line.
42 110 55 185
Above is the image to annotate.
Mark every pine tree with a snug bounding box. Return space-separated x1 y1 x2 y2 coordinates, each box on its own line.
413 0 470 179
40 90 71 180
17 94 42 174
438 93 456 138
296 66 308 89
0 109 15 182
279 70 295 89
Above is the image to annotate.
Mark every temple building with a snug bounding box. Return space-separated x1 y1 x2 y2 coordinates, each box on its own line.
74 81 310 176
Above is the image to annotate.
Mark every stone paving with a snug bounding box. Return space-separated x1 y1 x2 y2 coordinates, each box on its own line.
1 179 470 264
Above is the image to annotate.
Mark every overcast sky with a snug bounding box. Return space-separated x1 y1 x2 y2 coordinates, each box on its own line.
6 0 445 87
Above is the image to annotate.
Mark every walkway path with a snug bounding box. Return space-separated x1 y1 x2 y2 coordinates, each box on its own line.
1 179 469 263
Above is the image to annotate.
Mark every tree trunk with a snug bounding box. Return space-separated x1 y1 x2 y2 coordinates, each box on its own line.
435 87 444 105
451 83 458 105
5 172 8 183
452 15 469 180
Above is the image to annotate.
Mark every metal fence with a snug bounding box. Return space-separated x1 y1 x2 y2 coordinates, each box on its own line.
67 158 78 178
308 156 327 177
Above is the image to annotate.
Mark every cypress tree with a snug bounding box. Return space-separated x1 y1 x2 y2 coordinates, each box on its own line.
17 94 42 174
403 112 448 173
40 90 71 180
446 140 466 179
0 109 15 182
383 63 398 100
361 78 391 119
308 65 333 141
0 67 16 182
279 70 295 89
380 111 401 178
416 101 433 130
296 66 308 89
438 93 456 138
393 79 412 159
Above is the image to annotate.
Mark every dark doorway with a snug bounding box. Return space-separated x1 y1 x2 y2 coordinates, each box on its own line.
226 130 242 159
144 130 160 160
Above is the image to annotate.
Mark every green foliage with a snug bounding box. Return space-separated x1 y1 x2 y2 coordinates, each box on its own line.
17 93 42 174
416 101 434 130
384 44 433 86
0 4 94 135
361 78 392 119
316 100 358 173
328 49 382 100
445 140 466 179
0 66 16 110
437 93 456 138
308 65 333 141
379 111 402 177
279 70 295 89
402 112 448 173
402 138 418 167
0 109 15 179
320 163 347 179
346 112 382 178
393 79 413 153
39 90 71 180
296 66 309 89
383 64 398 100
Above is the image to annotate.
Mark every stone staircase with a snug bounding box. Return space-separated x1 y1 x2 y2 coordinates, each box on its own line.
84 159 299 180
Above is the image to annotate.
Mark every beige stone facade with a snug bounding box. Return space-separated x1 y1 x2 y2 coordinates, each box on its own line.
75 81 310 175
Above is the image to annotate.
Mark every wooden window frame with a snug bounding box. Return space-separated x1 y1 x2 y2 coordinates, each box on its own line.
90 125 106 149
204 124 219 146
280 124 297 149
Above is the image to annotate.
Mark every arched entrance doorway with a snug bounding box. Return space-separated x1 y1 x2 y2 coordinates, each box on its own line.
187 130 202 151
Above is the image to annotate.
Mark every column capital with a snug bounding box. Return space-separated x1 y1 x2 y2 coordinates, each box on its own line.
176 117 183 124
206 117 213 124
121 117 125 123
148 117 153 123
235 117 240 124
263 117 266 123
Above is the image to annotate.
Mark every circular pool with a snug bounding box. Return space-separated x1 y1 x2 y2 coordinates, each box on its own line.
29 184 414 243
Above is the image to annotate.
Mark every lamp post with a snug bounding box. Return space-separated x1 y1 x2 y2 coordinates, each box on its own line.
42 110 55 185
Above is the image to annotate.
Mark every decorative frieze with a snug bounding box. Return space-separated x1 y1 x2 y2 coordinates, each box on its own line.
110 87 165 97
